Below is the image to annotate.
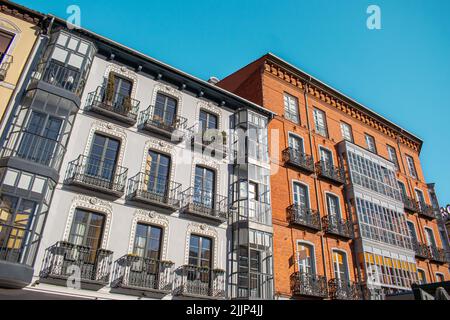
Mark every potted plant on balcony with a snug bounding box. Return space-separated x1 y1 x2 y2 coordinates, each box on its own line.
104 73 115 105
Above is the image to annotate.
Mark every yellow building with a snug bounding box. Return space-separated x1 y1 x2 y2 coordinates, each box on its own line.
0 1 43 126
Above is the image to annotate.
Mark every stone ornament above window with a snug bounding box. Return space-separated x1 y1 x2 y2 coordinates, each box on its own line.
184 222 220 268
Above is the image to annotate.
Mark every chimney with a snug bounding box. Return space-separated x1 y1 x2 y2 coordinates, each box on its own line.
208 76 220 85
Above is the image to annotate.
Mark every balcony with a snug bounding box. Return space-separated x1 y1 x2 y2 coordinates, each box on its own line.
111 255 174 293
190 128 228 158
290 272 328 298
418 203 436 220
282 147 314 173
412 241 430 259
0 130 65 171
316 161 345 185
173 265 225 299
428 245 447 263
402 196 420 213
127 172 181 210
0 52 12 81
180 187 228 222
31 60 83 95
328 278 362 300
40 241 113 287
287 205 321 231
85 86 140 125
65 155 128 196
322 215 353 239
139 106 187 141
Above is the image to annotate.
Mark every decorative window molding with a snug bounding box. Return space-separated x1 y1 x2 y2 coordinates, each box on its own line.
128 209 170 260
197 101 222 131
184 222 219 268
140 138 177 181
103 64 138 98
83 121 127 166
62 194 113 249
150 83 183 117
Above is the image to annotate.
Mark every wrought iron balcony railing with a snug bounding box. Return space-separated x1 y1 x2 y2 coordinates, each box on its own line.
0 130 65 170
190 126 228 157
65 155 128 196
40 241 113 285
287 205 321 231
282 147 314 173
428 245 447 263
31 60 83 95
322 215 353 239
180 187 228 222
139 105 187 140
418 202 436 220
173 265 225 299
111 254 174 292
127 172 181 209
291 272 328 298
86 86 140 125
402 196 420 213
328 278 363 300
0 52 12 81
412 240 430 259
316 161 345 185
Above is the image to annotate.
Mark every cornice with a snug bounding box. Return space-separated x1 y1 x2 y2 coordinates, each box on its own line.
0 2 42 25
263 59 421 153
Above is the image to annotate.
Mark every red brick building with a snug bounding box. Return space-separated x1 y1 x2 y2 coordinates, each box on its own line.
218 53 450 299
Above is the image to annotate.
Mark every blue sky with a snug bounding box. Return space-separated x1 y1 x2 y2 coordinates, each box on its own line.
15 0 450 204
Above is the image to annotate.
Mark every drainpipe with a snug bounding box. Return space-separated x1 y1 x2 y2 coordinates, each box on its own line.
302 81 328 283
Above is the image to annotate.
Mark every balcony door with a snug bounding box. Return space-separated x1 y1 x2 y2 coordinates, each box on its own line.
320 147 333 170
407 221 418 243
131 223 163 288
86 133 120 183
397 181 407 199
297 243 314 275
0 195 37 263
105 74 132 109
332 250 348 283
326 194 341 219
424 228 436 248
146 151 171 197
293 182 309 210
188 235 212 294
415 189 426 209
68 209 105 264
194 166 215 209
18 110 63 166
154 93 177 127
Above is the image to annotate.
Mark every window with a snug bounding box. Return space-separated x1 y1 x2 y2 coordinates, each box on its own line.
68 209 105 262
417 269 426 284
293 182 309 209
406 155 417 179
424 228 436 247
17 110 63 166
238 246 262 297
283 93 299 123
154 93 177 126
194 166 215 208
133 223 163 259
188 235 212 286
0 195 37 263
248 181 258 219
397 181 407 198
297 242 314 275
436 273 445 282
199 110 218 131
86 133 120 182
387 145 399 169
0 30 14 62
146 151 171 196
106 74 133 107
365 134 377 153
332 250 348 282
407 221 418 242
288 134 304 153
313 108 327 137
326 194 341 218
340 122 353 142
319 147 333 168
415 189 426 208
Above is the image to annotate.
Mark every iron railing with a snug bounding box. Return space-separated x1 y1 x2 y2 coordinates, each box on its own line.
40 241 113 285
181 187 228 222
322 215 353 239
412 240 430 259
316 161 345 185
418 202 436 219
85 86 140 124
0 52 12 80
328 278 363 300
282 147 314 173
288 205 321 231
139 105 187 139
428 245 447 263
32 60 83 94
65 155 128 195
290 272 328 298
0 130 65 170
402 196 420 213
111 255 174 292
127 172 181 209
173 265 225 298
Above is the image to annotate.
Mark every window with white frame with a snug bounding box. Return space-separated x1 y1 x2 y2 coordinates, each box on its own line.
283 93 299 123
313 108 327 137
297 242 314 275
365 134 377 153
332 250 348 282
326 193 341 218
424 227 437 247
417 269 426 284
406 155 417 179
340 122 353 142
415 189 426 208
387 145 399 169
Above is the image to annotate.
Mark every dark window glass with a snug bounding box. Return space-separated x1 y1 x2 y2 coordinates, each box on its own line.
147 151 171 196
86 133 120 181
154 93 177 126
194 166 215 208
133 224 163 260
